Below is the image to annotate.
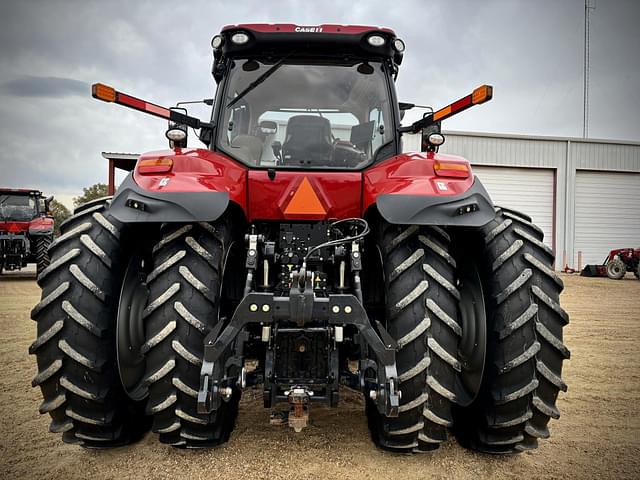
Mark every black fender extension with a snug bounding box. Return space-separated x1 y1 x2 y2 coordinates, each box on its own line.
109 173 230 223
376 176 495 227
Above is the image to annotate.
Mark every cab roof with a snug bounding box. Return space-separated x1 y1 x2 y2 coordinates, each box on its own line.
212 23 404 77
0 188 42 196
221 24 396 35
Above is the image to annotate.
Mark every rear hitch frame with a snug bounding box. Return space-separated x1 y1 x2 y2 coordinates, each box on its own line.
197 291 399 417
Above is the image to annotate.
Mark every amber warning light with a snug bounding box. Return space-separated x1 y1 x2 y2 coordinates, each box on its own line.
92 83 116 102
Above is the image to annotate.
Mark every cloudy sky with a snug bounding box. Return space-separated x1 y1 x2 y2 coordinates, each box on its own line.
1 0 638 208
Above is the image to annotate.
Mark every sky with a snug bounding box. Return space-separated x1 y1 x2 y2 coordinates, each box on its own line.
0 0 638 209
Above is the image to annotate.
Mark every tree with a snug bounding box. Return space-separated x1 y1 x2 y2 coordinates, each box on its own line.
73 183 109 208
49 199 71 237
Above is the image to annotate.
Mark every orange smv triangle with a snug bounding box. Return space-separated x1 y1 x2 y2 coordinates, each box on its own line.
283 177 326 215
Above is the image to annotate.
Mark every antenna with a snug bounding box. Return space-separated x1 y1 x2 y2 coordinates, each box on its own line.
583 0 596 138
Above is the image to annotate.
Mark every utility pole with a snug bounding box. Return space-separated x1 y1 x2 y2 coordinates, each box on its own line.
583 0 595 138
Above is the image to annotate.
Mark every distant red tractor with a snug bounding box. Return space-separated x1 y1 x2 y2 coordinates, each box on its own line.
581 248 640 280
0 189 53 275
30 24 569 455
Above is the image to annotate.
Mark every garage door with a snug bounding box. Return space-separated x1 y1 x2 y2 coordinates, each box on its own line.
574 171 640 266
473 166 555 249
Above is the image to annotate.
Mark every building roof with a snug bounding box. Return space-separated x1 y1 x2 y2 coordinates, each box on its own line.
102 152 138 172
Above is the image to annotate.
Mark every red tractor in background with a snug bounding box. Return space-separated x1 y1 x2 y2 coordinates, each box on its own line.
581 247 640 280
31 24 569 455
0 188 53 275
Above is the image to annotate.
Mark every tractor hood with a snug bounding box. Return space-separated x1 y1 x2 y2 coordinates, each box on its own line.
0 220 30 233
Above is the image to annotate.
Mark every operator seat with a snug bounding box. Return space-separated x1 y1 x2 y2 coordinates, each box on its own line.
282 115 333 166
230 134 264 165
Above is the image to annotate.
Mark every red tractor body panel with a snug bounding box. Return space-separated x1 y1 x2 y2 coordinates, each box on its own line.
247 170 361 222
0 220 30 233
129 148 478 223
133 148 249 214
606 248 640 263
1 218 53 234
28 216 54 233
362 152 475 214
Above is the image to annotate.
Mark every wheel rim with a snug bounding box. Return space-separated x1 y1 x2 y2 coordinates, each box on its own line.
607 260 624 278
456 259 486 407
117 254 150 401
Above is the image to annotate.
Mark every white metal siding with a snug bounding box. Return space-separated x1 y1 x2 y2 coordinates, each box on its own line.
442 135 565 168
574 171 640 267
473 166 555 248
571 141 640 172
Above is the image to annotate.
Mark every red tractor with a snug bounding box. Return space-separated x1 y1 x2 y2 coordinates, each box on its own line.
31 24 569 455
581 247 640 280
0 188 53 275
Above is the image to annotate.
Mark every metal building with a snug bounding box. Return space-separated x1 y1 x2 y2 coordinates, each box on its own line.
404 131 640 269
104 130 639 271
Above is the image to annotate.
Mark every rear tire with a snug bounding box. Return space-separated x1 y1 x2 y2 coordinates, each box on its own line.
30 200 147 447
35 234 52 277
142 220 240 448
606 257 626 280
366 223 461 452
453 208 570 453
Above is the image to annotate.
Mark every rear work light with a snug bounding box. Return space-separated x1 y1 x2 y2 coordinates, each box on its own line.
138 158 173 174
434 160 470 178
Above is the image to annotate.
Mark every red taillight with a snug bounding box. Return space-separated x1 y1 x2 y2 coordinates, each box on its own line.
138 158 173 174
434 160 470 178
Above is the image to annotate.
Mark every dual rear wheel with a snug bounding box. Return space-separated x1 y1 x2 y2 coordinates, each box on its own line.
367 208 569 453
31 202 568 452
31 200 238 448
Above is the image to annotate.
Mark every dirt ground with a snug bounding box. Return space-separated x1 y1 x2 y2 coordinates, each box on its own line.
1 268 639 480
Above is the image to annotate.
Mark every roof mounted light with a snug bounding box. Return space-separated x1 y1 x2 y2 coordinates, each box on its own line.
211 35 224 49
393 38 405 52
231 32 250 45
367 35 386 47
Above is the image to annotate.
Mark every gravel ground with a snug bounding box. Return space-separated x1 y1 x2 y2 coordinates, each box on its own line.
1 270 639 479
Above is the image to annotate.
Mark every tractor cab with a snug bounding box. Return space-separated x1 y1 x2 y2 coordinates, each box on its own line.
209 25 405 169
0 190 40 222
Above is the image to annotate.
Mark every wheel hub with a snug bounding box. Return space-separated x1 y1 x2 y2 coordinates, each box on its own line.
455 259 487 407
117 254 150 401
